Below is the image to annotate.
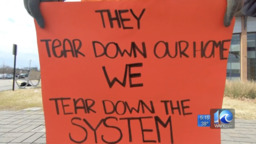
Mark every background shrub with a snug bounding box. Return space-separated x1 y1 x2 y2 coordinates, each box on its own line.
225 80 256 99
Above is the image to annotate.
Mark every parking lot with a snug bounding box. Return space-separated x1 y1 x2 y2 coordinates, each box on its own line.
0 79 19 91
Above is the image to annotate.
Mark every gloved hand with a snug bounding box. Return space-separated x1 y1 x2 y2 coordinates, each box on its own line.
224 0 243 27
24 0 62 28
224 0 256 27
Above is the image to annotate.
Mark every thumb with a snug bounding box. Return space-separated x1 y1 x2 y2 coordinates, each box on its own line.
224 0 242 27
28 0 45 28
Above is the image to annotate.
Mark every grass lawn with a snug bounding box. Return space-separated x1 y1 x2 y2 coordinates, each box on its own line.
222 97 256 120
0 88 42 110
0 88 255 120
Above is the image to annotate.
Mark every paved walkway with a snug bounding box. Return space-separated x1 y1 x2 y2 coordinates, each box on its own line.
221 119 256 144
0 109 45 144
0 108 256 144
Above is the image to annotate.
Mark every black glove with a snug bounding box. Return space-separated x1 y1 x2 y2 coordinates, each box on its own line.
24 0 61 28
224 0 243 27
224 0 256 27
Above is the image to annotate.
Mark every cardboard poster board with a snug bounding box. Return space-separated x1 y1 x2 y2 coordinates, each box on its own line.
35 0 234 143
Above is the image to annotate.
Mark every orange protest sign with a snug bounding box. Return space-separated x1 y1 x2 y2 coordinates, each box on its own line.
35 0 234 143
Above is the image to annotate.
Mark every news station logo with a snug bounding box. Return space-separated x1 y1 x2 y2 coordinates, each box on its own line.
210 109 235 129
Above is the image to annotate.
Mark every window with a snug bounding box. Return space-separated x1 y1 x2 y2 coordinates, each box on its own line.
227 34 241 80
247 33 256 80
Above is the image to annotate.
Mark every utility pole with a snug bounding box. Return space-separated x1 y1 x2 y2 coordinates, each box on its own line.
29 59 31 70
240 16 247 81
2 62 5 75
12 44 17 91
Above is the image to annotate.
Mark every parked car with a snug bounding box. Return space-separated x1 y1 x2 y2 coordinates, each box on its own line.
0 74 13 79
5 74 13 79
17 73 29 79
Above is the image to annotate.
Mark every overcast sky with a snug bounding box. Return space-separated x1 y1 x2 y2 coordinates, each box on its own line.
0 0 79 69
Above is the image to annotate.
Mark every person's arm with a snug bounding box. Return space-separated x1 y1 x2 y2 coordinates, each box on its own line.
243 0 256 16
24 0 64 28
24 0 253 28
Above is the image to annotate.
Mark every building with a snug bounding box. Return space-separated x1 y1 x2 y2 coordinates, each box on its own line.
227 16 256 81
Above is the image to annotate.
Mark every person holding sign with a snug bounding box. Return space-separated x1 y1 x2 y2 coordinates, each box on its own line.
24 0 256 28
24 0 253 143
